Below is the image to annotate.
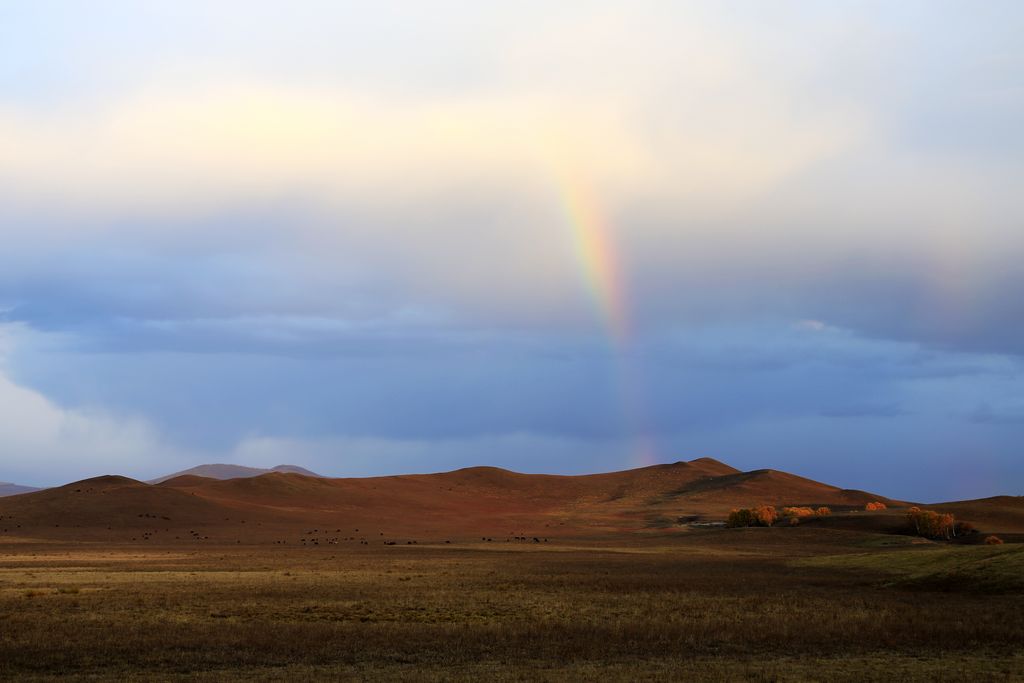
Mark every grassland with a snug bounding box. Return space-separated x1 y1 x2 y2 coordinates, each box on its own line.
2 529 1022 681
795 543 1024 593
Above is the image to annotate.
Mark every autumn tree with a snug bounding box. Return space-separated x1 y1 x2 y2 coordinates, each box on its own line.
753 505 777 526
726 508 755 528
907 507 957 540
726 506 778 528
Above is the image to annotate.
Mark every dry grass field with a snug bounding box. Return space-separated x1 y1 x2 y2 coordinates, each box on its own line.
2 528 1022 682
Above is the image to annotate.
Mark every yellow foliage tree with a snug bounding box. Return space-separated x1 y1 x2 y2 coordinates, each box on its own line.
726 506 777 528
907 507 957 540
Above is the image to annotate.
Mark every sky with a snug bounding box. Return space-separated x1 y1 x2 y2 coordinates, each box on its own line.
0 1 1022 501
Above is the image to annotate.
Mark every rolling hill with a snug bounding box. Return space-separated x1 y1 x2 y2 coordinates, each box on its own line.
923 496 1024 533
0 457 929 544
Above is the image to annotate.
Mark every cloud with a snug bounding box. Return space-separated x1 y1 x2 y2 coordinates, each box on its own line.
1 316 1022 500
0 69 1019 355
0 86 643 216
0 4 868 224
794 320 829 333
970 403 1024 425
0 325 198 485
1 4 1020 359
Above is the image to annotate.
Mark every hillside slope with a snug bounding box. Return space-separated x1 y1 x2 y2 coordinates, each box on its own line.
925 496 1024 533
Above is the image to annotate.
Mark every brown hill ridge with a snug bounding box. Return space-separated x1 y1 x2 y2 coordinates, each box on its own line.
0 457 924 543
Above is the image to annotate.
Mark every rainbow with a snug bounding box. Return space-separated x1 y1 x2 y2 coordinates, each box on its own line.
557 171 658 466
560 174 632 348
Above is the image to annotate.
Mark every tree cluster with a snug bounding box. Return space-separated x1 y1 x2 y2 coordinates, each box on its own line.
726 505 778 528
865 501 887 511
906 507 976 540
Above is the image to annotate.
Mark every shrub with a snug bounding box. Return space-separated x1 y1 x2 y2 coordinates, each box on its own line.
984 535 1004 545
815 507 832 516
865 501 887 511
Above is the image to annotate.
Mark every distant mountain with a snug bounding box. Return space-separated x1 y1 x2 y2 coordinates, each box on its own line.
0 482 42 497
148 464 323 484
